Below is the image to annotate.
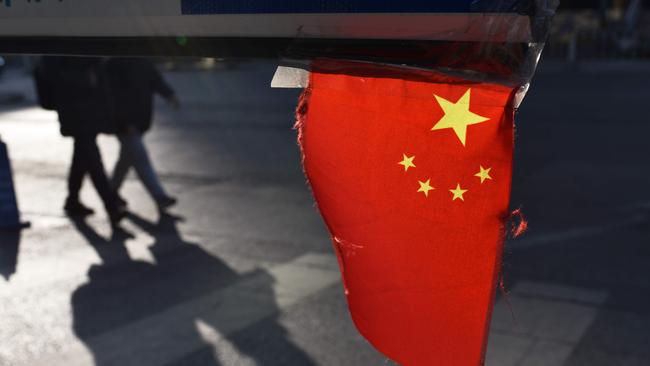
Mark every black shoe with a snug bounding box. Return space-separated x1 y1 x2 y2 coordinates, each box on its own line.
156 196 177 211
64 199 95 217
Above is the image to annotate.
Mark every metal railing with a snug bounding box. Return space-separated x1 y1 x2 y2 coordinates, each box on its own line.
545 28 650 61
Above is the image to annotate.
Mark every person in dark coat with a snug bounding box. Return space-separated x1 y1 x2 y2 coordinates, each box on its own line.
106 58 179 210
42 56 125 225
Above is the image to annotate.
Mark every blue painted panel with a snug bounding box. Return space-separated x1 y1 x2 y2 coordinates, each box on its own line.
181 0 527 15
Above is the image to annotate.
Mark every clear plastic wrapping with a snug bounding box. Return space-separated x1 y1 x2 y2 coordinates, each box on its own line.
277 0 559 106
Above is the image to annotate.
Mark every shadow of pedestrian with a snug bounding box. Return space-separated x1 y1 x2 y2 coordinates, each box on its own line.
69 213 314 366
0 229 21 280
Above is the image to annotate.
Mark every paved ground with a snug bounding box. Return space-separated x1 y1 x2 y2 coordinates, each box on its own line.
0 59 648 366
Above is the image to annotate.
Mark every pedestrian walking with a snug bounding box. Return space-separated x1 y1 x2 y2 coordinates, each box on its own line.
41 56 126 225
106 58 179 211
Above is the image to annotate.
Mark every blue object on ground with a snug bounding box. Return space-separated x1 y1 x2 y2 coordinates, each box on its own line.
0 139 27 230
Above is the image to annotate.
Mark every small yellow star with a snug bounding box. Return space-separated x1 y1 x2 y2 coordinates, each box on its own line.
449 184 468 201
417 179 435 197
475 166 492 184
398 154 416 172
431 89 490 146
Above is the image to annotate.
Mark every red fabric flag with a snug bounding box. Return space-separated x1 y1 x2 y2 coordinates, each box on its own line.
296 60 518 365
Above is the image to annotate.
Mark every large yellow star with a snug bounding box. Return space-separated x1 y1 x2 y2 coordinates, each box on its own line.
431 89 490 146
449 184 468 201
398 154 416 172
417 179 435 197
475 166 492 184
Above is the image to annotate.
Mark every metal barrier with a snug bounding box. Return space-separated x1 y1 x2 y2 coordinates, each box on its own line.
545 28 650 61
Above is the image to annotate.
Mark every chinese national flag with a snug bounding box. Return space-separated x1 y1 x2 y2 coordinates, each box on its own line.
296 60 518 365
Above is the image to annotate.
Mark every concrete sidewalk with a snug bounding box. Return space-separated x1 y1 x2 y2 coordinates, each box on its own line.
0 60 648 365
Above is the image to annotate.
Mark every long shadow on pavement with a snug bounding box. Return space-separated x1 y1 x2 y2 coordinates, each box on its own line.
70 214 315 366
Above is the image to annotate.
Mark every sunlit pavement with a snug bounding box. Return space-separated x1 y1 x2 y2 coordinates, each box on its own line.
0 60 648 365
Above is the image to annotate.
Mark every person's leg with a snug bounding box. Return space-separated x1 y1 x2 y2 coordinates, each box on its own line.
80 135 114 204
77 134 125 224
126 134 173 206
111 135 132 192
65 137 94 215
68 138 85 201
